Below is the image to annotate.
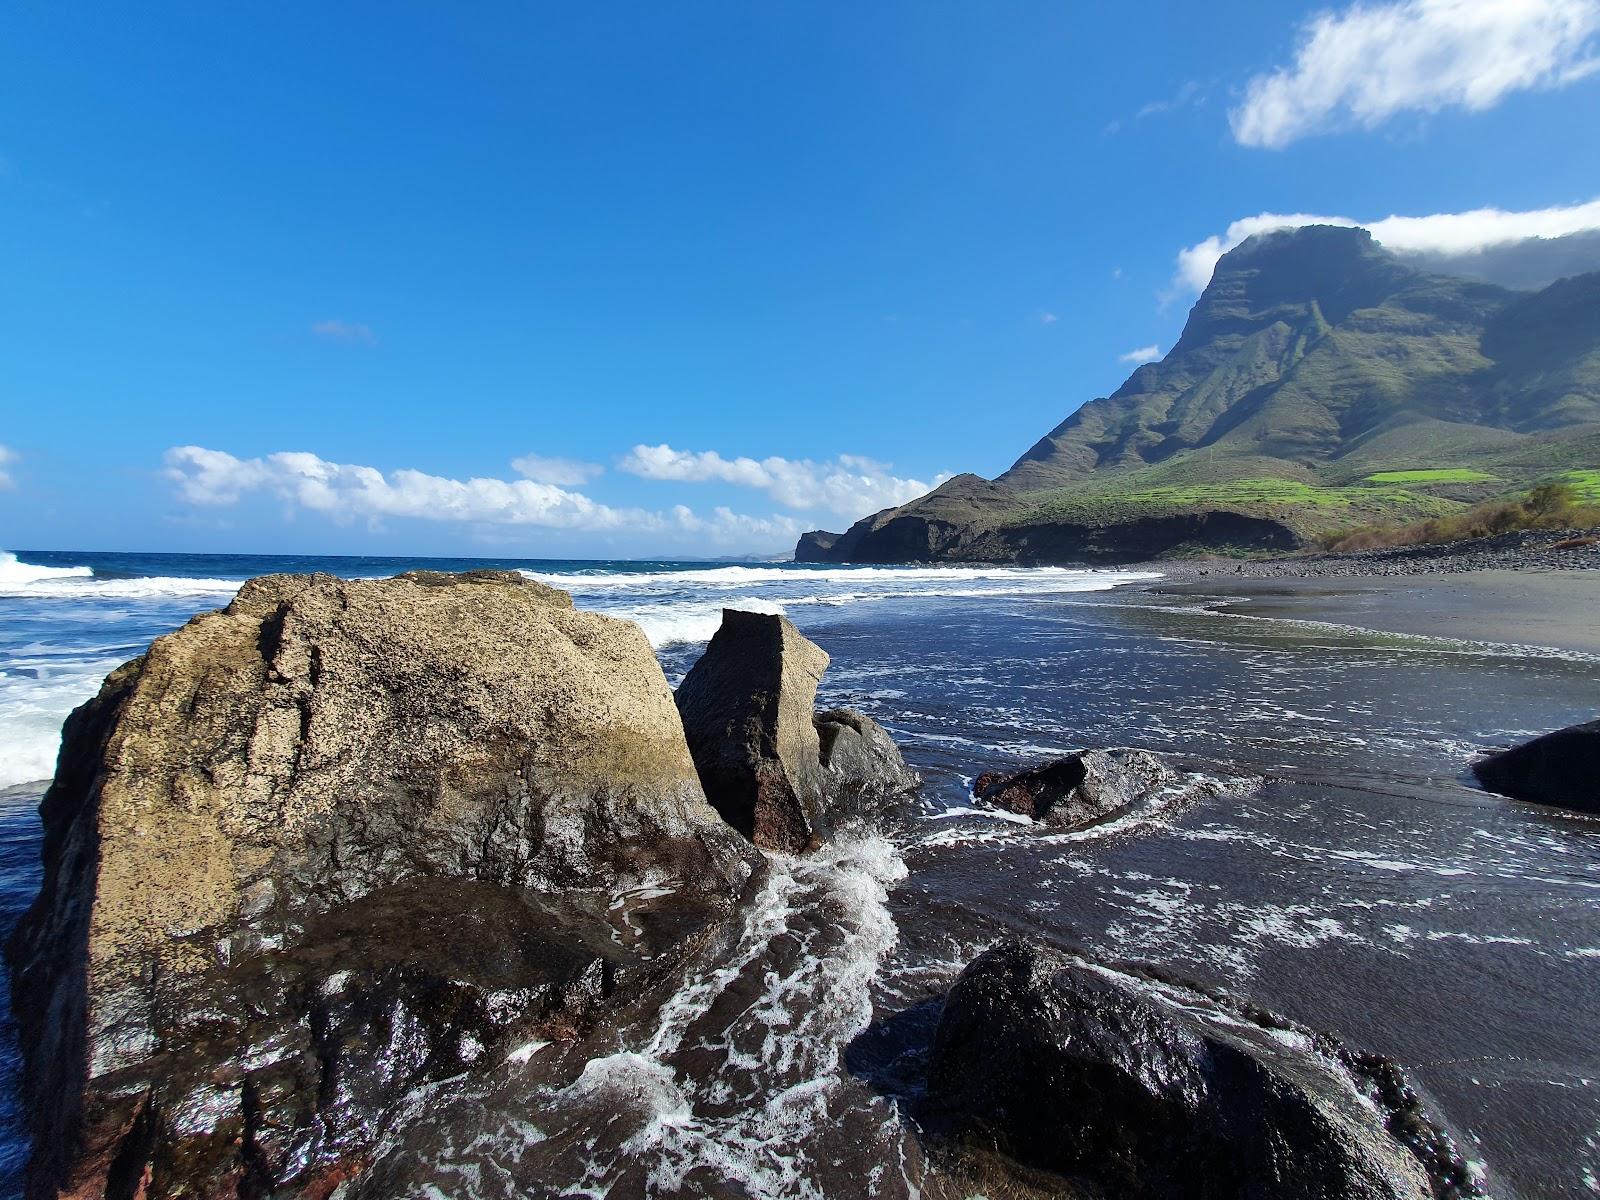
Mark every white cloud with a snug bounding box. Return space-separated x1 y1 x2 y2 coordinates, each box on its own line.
311 319 377 345
166 446 639 530
617 444 944 520
0 444 16 489
1039 311 1059 325
671 505 805 544
511 453 604 486
1119 345 1162 366
1171 197 1600 294
1233 0 1600 149
162 445 798 549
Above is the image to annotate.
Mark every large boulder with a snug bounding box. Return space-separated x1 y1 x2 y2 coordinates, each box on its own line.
921 939 1464 1200
815 708 922 830
6 570 758 1199
972 748 1183 828
1472 719 1599 813
675 611 918 853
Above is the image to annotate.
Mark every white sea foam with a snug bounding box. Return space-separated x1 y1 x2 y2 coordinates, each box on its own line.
0 557 1152 787
0 552 248 786
0 552 241 601
529 563 1154 591
519 563 1154 648
0 650 129 787
378 834 910 1198
617 597 788 648
0 550 93 586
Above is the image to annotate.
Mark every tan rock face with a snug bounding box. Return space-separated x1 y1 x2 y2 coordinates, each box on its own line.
7 570 756 1197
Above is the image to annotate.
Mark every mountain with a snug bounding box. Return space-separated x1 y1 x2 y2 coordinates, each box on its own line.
798 226 1600 564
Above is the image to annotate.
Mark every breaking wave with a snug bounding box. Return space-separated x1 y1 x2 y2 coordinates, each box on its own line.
360 836 913 1198
524 563 1158 648
0 552 240 601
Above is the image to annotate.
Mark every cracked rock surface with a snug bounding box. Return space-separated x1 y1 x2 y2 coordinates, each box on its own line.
6 569 757 1198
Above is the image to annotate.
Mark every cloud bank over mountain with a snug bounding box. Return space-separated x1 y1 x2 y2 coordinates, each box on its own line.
1173 198 1600 295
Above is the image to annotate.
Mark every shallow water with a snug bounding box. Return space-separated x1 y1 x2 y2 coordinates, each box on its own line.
0 551 1596 1197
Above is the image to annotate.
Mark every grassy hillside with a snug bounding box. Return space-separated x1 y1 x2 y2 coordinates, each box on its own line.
992 229 1600 548
805 226 1600 563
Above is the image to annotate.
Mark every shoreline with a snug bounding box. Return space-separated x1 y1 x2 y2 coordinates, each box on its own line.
1112 528 1600 656
1126 567 1600 657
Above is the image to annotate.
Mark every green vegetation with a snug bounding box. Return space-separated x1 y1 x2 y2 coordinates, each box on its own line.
1017 475 1460 537
990 227 1600 519
1325 482 1600 551
825 228 1600 564
1362 469 1499 485
1562 469 1600 502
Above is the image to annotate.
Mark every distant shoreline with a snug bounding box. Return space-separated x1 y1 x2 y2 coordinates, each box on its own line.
1129 566 1600 657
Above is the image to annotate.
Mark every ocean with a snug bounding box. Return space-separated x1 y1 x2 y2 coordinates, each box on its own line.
1 549 1597 1197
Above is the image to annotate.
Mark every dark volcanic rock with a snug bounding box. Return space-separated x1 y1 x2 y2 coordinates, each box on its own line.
5 570 758 1199
675 609 831 853
675 612 919 853
799 491 1300 565
1472 718 1600 813
973 748 1183 828
922 939 1446 1200
815 708 921 830
794 530 841 562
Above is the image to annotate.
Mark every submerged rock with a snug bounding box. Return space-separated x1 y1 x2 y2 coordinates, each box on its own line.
921 939 1456 1200
973 747 1183 828
1472 718 1600 813
6 570 758 1199
675 611 919 853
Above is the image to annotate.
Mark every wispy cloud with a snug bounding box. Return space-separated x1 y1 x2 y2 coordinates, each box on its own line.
1138 80 1204 120
163 446 800 548
0 444 16 489
310 319 377 345
1119 345 1161 366
1171 197 1600 294
1233 0 1600 149
1039 311 1059 325
511 453 605 486
1106 80 1205 135
617 444 944 520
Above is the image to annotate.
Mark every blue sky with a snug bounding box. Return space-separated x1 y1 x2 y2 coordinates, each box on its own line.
3 0 1599 558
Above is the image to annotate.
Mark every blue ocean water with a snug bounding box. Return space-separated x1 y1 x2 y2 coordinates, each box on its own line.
1 549 1597 1197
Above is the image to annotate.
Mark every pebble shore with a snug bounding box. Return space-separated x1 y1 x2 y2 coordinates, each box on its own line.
1148 528 1600 580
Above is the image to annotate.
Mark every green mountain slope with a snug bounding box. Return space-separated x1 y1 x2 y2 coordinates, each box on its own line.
799 225 1600 563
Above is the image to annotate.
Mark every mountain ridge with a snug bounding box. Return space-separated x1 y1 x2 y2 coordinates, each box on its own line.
798 226 1600 564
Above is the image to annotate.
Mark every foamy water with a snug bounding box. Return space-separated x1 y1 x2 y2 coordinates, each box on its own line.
0 550 1150 789
360 836 912 1199
525 562 1156 652
3 549 1597 1197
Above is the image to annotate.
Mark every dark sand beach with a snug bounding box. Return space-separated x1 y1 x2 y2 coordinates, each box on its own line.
1149 568 1600 656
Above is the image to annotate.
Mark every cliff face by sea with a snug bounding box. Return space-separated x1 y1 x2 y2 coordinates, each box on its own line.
797 227 1600 566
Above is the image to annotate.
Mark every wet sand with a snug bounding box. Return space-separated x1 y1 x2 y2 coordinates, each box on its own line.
1147 568 1600 656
